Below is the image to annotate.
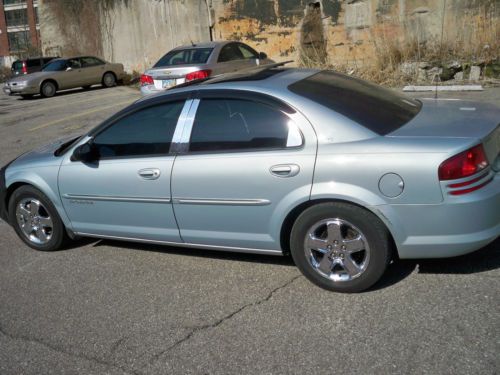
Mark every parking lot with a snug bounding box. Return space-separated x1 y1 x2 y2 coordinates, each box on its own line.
0 86 499 375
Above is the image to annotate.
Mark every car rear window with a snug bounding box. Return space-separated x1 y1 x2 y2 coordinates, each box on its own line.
12 61 23 71
154 48 213 67
288 71 422 135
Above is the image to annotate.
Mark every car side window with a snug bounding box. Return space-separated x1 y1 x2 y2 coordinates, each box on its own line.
81 57 104 67
217 44 244 62
93 101 184 158
238 44 258 59
67 58 81 69
189 99 302 152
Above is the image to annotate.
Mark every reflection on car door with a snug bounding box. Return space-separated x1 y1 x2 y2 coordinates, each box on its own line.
213 43 255 75
171 93 317 251
58 99 189 242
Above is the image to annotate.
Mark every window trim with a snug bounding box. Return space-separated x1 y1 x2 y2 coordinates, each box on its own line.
178 93 304 155
83 97 192 161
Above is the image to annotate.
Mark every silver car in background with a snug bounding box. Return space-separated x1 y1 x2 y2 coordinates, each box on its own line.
140 41 270 96
3 56 124 98
1 66 499 293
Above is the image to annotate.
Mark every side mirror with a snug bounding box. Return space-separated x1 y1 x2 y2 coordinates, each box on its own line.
258 52 268 60
71 142 98 162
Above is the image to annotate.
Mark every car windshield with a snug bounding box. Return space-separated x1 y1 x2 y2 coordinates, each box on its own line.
288 71 422 135
42 60 67 72
153 48 213 67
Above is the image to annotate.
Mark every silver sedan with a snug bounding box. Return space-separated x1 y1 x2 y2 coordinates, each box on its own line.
1 66 499 292
140 41 271 96
3 56 124 98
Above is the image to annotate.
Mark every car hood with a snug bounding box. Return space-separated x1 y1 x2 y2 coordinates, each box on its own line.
8 135 79 170
389 99 499 139
7 71 53 83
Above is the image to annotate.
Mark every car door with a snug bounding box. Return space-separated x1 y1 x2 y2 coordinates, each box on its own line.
57 58 84 89
80 56 106 86
58 99 189 242
170 91 317 251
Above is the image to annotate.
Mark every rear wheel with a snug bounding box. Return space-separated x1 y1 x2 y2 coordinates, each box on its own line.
290 202 391 293
8 186 68 251
40 81 56 98
102 72 116 88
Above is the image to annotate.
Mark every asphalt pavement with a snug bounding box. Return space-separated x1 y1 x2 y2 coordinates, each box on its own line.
0 85 499 375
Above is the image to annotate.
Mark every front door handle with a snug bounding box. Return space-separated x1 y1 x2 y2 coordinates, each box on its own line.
138 168 161 180
270 164 300 178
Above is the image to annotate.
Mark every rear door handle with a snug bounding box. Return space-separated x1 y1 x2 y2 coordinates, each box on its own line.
270 164 300 178
138 168 161 180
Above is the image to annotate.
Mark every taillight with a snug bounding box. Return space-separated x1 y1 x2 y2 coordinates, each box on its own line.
22 62 27 74
140 74 154 86
185 69 211 82
438 144 489 181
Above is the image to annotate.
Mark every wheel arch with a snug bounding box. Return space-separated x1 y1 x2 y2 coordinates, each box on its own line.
280 198 399 258
39 78 59 91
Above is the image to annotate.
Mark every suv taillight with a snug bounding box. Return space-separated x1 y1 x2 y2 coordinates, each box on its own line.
22 62 27 74
185 69 211 82
140 74 154 86
439 144 489 181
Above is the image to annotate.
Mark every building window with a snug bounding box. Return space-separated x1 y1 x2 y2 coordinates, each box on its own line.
7 31 30 52
5 9 29 27
3 0 27 5
35 6 39 25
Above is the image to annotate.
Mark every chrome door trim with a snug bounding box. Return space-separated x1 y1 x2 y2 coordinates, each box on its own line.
63 194 171 204
74 232 283 256
173 198 271 206
178 98 200 145
170 99 194 148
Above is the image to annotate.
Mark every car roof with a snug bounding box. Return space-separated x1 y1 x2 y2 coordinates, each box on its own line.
170 40 236 50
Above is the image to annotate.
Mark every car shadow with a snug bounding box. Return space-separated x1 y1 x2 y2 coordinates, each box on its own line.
17 85 110 100
371 237 500 291
69 237 499 289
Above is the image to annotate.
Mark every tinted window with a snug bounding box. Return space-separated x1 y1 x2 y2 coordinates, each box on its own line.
42 60 67 71
12 61 23 71
190 99 300 152
238 44 258 59
288 71 422 135
26 59 41 68
217 44 244 62
81 57 104 67
94 101 184 158
154 48 213 67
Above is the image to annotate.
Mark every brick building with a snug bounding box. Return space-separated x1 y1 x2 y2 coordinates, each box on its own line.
0 0 40 66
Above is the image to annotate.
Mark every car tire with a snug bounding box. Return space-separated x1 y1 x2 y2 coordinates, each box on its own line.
40 81 56 98
290 202 391 293
8 185 68 251
102 72 116 88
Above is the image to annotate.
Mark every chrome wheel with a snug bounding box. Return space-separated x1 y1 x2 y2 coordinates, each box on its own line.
304 218 370 282
15 198 53 245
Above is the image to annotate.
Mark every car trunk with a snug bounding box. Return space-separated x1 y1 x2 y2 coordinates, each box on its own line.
145 65 202 90
389 99 500 170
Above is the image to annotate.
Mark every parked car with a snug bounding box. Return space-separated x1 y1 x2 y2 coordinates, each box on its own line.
11 56 58 76
3 56 124 98
1 66 499 292
140 41 271 96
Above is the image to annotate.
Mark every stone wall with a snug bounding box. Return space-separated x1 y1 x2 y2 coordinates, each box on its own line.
39 0 499 77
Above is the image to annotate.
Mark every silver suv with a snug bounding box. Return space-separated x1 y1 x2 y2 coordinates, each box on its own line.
140 41 270 96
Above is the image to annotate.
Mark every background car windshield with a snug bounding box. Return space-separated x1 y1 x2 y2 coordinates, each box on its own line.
42 60 67 71
288 71 422 135
154 48 213 67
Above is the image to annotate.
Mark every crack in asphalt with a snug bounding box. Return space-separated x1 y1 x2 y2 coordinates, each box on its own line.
0 325 139 375
149 274 303 364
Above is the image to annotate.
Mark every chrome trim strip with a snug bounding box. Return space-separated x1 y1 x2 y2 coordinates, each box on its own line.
179 99 200 144
74 232 283 256
173 198 271 206
171 99 193 145
63 194 171 203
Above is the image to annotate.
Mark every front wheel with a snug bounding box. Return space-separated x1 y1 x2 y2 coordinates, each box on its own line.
8 185 68 251
290 202 391 293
